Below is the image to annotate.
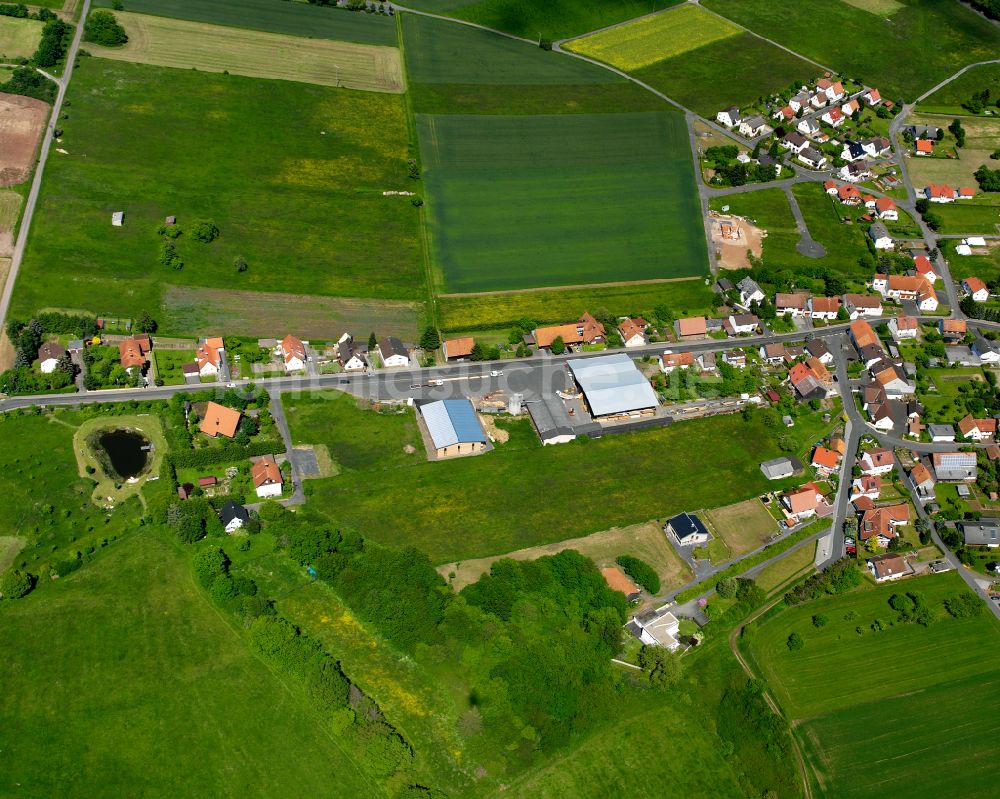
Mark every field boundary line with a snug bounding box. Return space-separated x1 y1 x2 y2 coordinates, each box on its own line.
438 275 706 298
729 598 815 799
553 1 691 47
915 58 1000 104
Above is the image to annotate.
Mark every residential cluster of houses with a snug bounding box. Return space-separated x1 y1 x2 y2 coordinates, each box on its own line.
823 180 898 221
334 333 411 371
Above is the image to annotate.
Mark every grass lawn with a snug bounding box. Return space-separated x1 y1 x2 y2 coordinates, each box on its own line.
932 203 1000 235
11 58 422 327
293 393 835 563
0 189 22 236
402 0 682 41
701 0 1000 101
86 11 404 93
418 111 707 293
0 15 43 60
746 572 1000 799
438 519 694 591
942 240 1000 283
792 182 875 280
0 535 25 572
0 412 143 575
0 531 377 797
754 541 815 593
918 62 1000 115
631 32 818 117
151 348 196 385
437 276 715 332
565 5 741 71
92 0 398 45
704 498 778 559
919 366 985 421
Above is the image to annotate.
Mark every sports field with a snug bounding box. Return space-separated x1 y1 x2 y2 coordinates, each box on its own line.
0 531 376 797
437 279 716 331
919 63 1000 114
292 394 835 563
746 573 1000 798
566 5 741 71
86 12 403 93
418 111 707 293
702 0 1000 100
93 0 398 45
0 16 43 60
401 0 681 41
10 58 422 323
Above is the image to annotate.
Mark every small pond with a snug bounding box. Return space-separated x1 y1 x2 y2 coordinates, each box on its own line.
98 429 150 479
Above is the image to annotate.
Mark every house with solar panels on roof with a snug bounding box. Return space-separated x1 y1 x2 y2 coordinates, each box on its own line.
417 399 488 459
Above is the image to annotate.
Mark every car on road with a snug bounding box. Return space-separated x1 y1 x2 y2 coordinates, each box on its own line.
227 382 237 388
428 379 444 386
339 379 349 384
490 370 503 377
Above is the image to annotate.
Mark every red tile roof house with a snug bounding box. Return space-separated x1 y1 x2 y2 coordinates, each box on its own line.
915 139 934 156
859 503 910 548
851 474 881 501
962 277 990 303
868 552 912 582
280 334 307 372
442 336 475 360
199 401 242 439
875 196 898 221
118 337 150 373
782 482 830 522
776 293 810 317
914 254 938 283
809 296 841 320
617 317 649 348
533 312 605 350
251 455 283 499
811 445 841 475
958 414 997 442
675 316 707 338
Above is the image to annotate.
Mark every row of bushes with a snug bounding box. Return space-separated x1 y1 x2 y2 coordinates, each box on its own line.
166 439 282 470
191 544 421 786
783 557 862 605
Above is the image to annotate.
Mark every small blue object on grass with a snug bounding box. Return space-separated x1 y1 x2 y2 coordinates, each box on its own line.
307 566 317 580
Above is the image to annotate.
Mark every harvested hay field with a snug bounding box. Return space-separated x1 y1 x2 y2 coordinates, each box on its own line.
703 498 777 558
162 285 422 340
0 16 43 59
0 191 22 255
0 92 49 187
86 11 404 93
438 520 693 592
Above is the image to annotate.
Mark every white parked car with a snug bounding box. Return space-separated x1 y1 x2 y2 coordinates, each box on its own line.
490 370 503 377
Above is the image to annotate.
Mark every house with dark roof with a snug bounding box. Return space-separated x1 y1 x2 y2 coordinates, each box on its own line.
665 513 710 546
377 337 409 368
962 519 1000 548
867 553 912 582
219 501 249 533
37 342 66 374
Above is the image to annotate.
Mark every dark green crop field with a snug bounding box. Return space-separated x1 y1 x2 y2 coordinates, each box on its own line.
11 59 422 323
702 0 1000 100
418 111 707 293
93 0 398 45
401 0 681 41
746 573 1000 799
633 32 817 117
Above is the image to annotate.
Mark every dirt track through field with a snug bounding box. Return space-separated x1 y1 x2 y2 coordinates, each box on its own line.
86 11 404 93
0 92 49 188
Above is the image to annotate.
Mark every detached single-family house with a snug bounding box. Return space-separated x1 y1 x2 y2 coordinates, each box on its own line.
812 446 841 475
810 296 841 320
972 334 1000 365
842 141 867 162
377 337 410 368
863 137 891 157
798 146 827 169
868 223 893 250
200 401 242 439
962 277 990 303
280 334 307 372
716 107 742 128
760 342 787 364
660 351 695 373
196 337 223 377
337 335 368 372
782 131 810 154
739 115 770 138
818 78 845 101
37 342 66 374
939 319 967 341
875 197 898 221
626 607 681 650
738 277 765 307
932 452 978 482
789 91 810 112
665 512 710 546
798 118 821 138
963 519 1000 548
617 317 648 348
850 318 879 351
913 255 938 283
852 474 882 501
806 339 834 365
251 455 283 499
860 448 895 475
860 504 910 548
915 139 934 156
909 462 935 501
773 104 796 122
925 183 957 203
821 107 845 127
724 314 759 336
928 424 956 442
842 98 860 117
874 363 914 398
782 482 828 521
840 161 873 182
722 350 747 369
119 335 151 374
838 184 863 205
868 553 912 582
534 312 605 351
908 124 941 140
219 501 249 534
862 87 881 106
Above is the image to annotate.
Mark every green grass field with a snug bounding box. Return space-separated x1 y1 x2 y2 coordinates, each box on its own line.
93 0 398 45
942 239 1000 283
292 394 834 563
566 5 741 70
0 15 43 60
151 348 196 385
701 0 1000 100
0 531 377 797
437 279 715 331
11 58 422 325
418 111 707 293
747 573 1000 799
754 542 815 593
919 62 1000 115
87 11 404 93
633 31 816 117
401 0 681 41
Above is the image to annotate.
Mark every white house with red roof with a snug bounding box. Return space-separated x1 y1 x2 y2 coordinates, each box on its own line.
821 107 845 127
859 448 895 476
862 87 881 106
962 277 990 302
280 334 307 372
875 197 898 221
913 255 938 283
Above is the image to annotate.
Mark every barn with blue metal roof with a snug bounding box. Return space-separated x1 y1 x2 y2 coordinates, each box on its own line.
418 399 488 458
